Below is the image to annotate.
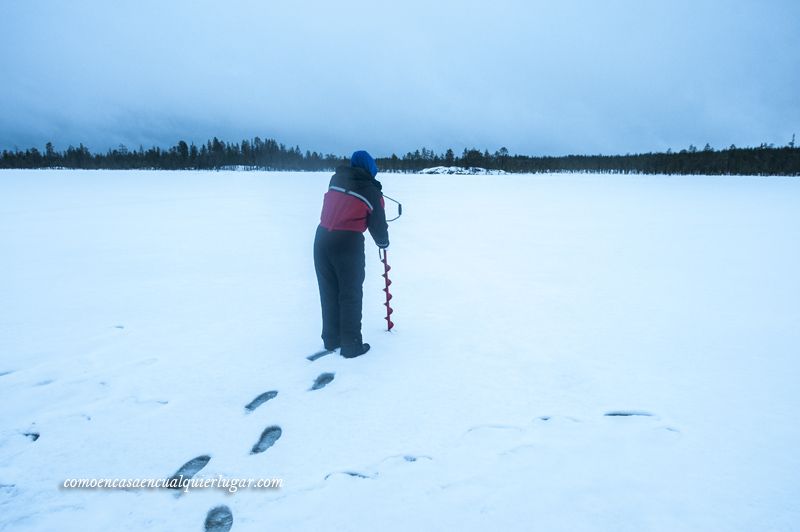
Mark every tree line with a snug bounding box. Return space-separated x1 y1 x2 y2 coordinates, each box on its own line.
1 136 798 175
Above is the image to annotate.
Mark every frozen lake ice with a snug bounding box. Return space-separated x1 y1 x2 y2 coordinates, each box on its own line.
1 170 798 531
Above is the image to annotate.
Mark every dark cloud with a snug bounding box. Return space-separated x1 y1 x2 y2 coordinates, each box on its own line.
1 0 798 156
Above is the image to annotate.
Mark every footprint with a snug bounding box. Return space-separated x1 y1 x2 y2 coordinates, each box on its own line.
251 426 282 454
324 471 373 480
310 372 334 391
0 371 13 377
124 396 169 406
307 349 335 361
325 455 431 481
461 424 525 450
34 379 54 386
168 455 211 487
245 390 278 413
379 454 433 466
466 424 525 434
501 443 539 456
604 411 679 442
204 505 233 532
23 432 40 442
534 415 580 423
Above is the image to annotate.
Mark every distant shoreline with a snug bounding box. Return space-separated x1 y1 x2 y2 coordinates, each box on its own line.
2 138 798 176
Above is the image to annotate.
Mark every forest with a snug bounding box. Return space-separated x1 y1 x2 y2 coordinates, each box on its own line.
1 136 798 175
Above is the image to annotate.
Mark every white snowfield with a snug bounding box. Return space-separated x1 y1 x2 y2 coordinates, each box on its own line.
1 170 798 531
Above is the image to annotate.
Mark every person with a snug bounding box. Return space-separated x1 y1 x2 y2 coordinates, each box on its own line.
314 150 389 358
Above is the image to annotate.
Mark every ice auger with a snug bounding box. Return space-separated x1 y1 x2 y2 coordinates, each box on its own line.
379 194 401 332
380 248 394 331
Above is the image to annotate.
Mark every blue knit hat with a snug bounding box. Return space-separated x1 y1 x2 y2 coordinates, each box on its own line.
350 150 378 177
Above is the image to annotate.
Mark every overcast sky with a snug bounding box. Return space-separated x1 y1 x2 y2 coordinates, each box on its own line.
1 0 798 156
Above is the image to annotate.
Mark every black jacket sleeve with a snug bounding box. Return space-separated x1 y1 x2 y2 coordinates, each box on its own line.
366 188 390 248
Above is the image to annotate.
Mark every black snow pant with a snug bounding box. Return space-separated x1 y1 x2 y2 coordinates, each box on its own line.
313 225 366 351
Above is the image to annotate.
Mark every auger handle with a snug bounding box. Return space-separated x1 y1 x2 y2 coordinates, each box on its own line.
383 194 402 222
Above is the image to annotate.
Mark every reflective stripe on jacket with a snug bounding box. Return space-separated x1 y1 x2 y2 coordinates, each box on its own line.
319 166 389 248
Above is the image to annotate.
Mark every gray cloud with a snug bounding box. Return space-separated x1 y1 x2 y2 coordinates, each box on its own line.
1 0 798 156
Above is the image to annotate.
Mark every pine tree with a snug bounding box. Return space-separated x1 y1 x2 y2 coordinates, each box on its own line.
444 148 455 166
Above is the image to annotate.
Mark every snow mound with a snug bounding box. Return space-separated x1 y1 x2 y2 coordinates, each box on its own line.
419 166 508 175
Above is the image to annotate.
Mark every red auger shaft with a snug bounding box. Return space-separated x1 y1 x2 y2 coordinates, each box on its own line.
380 248 394 331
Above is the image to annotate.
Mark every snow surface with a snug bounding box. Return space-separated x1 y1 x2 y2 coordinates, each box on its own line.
1 170 799 531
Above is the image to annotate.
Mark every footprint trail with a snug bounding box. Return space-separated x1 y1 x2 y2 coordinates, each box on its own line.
310 372 335 391
204 505 233 532
245 390 278 413
168 455 211 487
251 426 282 454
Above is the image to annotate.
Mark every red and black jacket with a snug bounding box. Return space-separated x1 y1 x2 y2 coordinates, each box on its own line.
319 166 389 248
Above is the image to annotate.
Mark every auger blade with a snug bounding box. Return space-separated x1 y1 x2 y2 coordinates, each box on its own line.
380 249 394 331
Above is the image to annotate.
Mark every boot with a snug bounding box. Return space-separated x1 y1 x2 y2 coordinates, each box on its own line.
323 340 340 351
341 343 370 359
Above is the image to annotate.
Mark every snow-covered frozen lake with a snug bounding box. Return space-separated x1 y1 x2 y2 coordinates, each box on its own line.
1 170 799 531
